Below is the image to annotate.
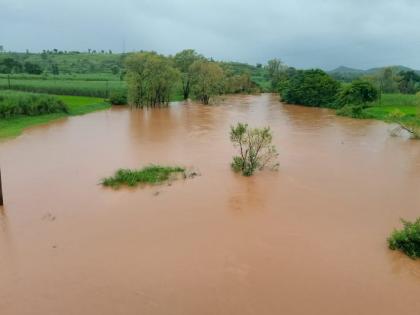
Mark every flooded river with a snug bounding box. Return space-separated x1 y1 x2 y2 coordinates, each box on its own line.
0 94 419 315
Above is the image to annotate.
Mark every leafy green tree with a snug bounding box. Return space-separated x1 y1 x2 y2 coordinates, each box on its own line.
380 67 398 93
24 61 43 74
230 123 279 176
398 70 420 94
173 49 203 100
281 69 340 107
266 58 286 91
51 63 59 75
189 60 224 104
125 52 180 107
336 80 379 107
0 57 22 73
224 72 257 94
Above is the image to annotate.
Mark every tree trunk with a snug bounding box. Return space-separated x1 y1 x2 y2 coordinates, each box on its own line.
0 169 3 206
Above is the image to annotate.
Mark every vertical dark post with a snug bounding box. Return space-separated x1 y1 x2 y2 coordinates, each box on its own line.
0 169 3 206
7 74 11 89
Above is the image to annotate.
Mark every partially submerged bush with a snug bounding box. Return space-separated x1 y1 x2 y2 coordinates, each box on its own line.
101 165 185 188
230 122 279 176
336 104 372 119
109 90 127 105
388 218 420 259
0 91 68 118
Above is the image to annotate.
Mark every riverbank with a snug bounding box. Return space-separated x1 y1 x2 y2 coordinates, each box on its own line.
339 93 420 125
0 94 110 139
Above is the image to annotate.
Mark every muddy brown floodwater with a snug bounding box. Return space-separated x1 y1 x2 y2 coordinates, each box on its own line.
0 94 420 315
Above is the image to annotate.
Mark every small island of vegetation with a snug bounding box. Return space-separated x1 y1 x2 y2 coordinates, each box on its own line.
101 165 186 189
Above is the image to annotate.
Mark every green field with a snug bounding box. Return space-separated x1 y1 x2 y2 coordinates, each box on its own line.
364 94 419 121
0 93 110 139
0 76 126 98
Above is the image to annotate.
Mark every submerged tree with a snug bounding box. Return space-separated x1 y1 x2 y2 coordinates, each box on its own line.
230 123 279 176
125 52 180 107
388 110 420 139
224 72 257 94
173 49 203 100
190 60 224 104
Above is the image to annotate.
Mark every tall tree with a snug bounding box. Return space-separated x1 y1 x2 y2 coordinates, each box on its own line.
173 49 203 100
266 58 286 91
189 60 224 104
125 52 180 107
380 67 398 93
398 70 420 94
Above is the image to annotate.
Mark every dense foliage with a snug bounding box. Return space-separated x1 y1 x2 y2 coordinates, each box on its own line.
336 80 379 107
108 90 127 105
189 60 225 104
102 165 185 188
280 69 340 107
388 218 420 259
173 49 204 100
230 122 279 176
0 51 123 75
0 91 68 118
330 66 420 94
125 52 180 107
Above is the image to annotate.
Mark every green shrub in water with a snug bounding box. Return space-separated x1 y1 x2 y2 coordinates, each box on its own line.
388 218 420 259
230 122 279 176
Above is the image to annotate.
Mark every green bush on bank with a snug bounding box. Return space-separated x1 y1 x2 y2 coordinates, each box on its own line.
280 69 340 107
0 91 68 118
109 90 127 105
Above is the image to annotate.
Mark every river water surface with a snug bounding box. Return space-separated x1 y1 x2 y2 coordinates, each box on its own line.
0 94 419 315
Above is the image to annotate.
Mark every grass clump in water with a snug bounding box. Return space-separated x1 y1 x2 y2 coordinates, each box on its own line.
388 218 420 259
101 165 186 188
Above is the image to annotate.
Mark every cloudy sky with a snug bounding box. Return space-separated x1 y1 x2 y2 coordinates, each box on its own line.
1 0 419 70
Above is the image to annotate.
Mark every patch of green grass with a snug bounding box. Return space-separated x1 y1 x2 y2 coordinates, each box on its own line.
57 95 109 115
0 113 67 139
337 93 420 126
101 165 186 189
388 218 420 259
0 92 110 140
0 77 126 98
364 94 419 120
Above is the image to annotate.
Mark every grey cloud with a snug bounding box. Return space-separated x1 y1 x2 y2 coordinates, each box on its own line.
1 0 420 69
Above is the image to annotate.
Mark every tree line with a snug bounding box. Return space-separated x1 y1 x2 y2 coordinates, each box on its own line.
125 50 260 107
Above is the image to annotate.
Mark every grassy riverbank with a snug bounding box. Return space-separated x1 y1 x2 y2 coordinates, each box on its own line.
338 93 420 125
0 92 110 139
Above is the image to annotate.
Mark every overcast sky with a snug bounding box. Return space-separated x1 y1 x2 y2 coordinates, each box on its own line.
1 0 419 70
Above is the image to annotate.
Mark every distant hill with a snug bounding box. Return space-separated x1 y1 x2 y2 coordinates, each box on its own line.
328 65 420 82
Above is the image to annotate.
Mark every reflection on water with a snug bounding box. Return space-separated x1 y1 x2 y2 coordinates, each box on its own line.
0 93 419 315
